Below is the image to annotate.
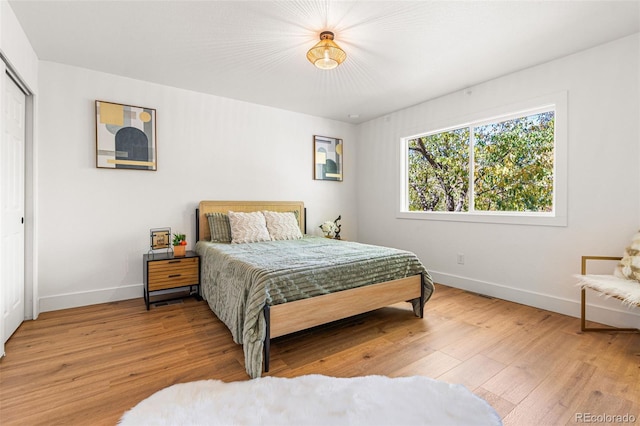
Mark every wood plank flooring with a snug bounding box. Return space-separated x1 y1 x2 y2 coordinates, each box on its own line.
0 284 638 425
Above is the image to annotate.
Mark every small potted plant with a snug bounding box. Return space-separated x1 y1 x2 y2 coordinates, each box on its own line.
172 233 187 257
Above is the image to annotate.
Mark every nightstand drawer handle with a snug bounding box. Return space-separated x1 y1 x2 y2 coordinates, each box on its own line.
168 274 182 278
168 260 181 264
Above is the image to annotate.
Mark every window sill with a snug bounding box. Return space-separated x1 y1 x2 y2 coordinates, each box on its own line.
396 210 567 227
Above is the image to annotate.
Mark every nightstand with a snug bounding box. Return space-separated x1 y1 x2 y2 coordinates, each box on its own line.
143 251 201 310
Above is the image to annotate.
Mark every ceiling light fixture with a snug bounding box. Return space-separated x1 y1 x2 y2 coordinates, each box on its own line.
307 31 346 70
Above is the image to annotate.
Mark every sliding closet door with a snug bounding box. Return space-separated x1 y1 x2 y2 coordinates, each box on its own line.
1 70 26 346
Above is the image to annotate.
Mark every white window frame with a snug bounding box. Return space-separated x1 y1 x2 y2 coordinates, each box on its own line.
398 91 567 227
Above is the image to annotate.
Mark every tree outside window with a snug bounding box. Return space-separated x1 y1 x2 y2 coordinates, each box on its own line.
407 110 555 213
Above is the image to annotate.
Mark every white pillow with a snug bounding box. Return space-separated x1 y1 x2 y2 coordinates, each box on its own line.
263 211 303 241
228 211 271 244
614 230 640 282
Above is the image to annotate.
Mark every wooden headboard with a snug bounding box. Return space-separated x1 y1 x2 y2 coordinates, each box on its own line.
197 200 305 242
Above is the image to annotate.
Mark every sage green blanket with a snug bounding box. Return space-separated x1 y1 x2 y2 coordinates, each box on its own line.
195 236 434 378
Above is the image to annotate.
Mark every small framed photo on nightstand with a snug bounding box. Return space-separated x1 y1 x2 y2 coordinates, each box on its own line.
150 228 171 251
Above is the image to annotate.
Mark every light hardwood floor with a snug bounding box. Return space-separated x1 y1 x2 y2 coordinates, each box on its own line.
0 284 638 425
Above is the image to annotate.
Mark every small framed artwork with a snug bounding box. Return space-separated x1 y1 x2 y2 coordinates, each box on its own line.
150 228 171 251
96 100 157 170
314 135 343 181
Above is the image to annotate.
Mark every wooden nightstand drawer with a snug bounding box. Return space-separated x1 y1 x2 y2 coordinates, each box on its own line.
143 251 201 309
148 257 199 291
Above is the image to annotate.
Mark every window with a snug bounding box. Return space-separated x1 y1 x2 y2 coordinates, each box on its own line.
399 93 567 226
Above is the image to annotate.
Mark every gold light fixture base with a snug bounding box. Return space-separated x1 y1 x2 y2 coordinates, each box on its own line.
307 31 346 70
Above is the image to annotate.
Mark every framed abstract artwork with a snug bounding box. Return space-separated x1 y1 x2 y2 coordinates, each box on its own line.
314 135 343 181
95 100 157 170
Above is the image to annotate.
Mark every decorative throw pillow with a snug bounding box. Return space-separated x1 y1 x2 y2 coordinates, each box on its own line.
263 211 303 241
228 211 271 244
206 212 232 243
614 230 640 282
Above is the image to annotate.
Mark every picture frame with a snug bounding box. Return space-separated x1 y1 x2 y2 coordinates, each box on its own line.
150 228 171 251
314 135 343 181
95 100 157 171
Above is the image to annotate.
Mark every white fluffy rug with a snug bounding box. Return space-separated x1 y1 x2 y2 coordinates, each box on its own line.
119 374 501 425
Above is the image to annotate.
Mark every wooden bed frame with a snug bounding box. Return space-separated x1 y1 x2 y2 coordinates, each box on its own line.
195 200 425 372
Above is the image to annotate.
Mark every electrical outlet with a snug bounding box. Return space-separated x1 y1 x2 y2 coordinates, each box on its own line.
457 253 465 265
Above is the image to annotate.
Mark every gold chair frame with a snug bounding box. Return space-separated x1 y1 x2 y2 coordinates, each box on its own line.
580 256 639 333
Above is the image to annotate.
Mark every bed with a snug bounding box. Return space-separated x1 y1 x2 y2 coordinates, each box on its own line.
194 200 434 378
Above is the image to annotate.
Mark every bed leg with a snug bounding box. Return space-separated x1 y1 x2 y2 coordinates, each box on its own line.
195 208 200 242
419 273 425 319
263 305 271 372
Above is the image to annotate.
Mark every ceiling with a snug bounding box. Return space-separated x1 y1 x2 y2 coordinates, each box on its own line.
8 1 640 123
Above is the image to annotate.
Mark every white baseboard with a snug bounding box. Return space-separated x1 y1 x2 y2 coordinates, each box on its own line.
430 271 640 329
36 274 640 329
39 284 143 313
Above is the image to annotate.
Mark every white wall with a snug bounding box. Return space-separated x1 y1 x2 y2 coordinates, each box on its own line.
0 1 38 88
37 61 357 311
355 34 640 328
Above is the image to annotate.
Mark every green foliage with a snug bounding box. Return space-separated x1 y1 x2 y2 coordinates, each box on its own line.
474 112 554 212
408 128 469 212
172 233 186 246
407 111 554 213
